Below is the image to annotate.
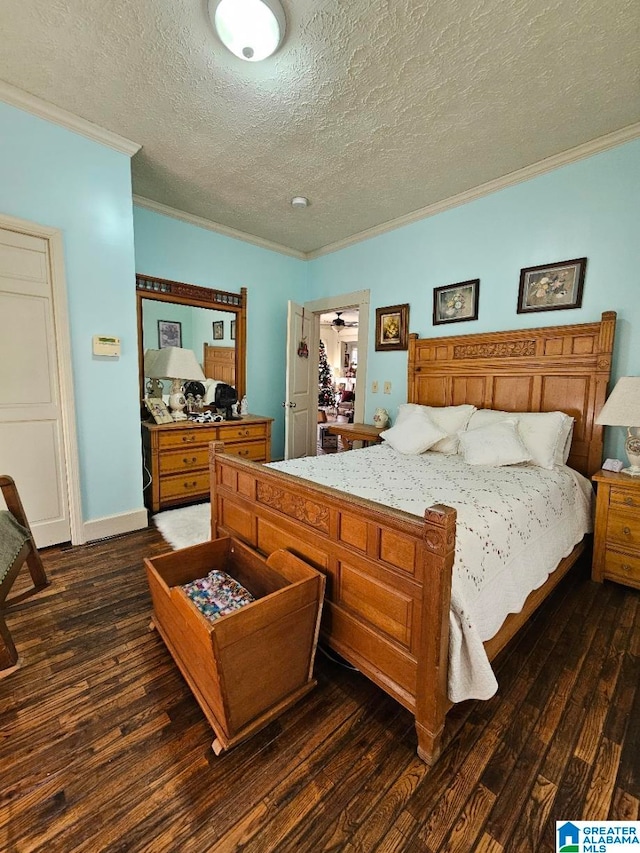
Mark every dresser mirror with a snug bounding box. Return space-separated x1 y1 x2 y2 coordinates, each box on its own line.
136 273 247 409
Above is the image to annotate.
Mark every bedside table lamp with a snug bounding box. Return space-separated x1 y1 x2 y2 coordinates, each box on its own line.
595 376 640 476
146 346 206 421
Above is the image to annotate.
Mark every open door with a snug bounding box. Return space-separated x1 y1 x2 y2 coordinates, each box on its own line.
284 301 313 459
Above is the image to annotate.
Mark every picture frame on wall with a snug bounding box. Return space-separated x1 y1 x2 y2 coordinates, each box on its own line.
158 320 182 348
375 303 409 351
213 320 224 340
230 319 236 340
517 257 587 314
433 279 480 325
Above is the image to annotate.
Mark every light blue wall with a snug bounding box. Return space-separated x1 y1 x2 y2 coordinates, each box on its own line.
133 207 308 458
0 101 142 521
309 139 640 460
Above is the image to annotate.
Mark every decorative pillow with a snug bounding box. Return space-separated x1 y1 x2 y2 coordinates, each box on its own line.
395 404 476 454
380 408 447 455
466 409 572 469
458 418 532 466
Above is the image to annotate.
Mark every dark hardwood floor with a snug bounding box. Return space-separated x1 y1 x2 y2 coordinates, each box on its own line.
1 528 638 852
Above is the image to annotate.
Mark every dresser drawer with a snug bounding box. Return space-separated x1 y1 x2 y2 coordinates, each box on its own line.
159 470 210 502
159 447 210 474
224 440 267 462
610 487 640 510
606 510 640 552
219 423 266 442
158 427 218 450
603 549 640 589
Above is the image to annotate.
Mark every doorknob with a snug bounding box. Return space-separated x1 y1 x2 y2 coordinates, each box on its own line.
282 402 297 408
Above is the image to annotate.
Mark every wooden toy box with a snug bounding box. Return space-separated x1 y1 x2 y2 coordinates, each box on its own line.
144 536 325 754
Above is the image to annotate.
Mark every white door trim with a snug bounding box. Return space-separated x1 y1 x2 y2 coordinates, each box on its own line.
303 289 370 453
0 211 84 545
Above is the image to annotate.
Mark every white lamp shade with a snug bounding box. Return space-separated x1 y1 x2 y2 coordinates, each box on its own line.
146 347 206 382
211 0 285 62
595 376 640 426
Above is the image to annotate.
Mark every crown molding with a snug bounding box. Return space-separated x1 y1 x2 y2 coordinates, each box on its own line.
0 79 140 156
307 122 640 260
132 195 307 260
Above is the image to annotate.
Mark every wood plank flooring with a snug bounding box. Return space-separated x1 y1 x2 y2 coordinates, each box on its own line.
0 528 638 852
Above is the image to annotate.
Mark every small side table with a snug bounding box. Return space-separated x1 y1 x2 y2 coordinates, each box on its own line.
592 469 640 590
327 422 384 451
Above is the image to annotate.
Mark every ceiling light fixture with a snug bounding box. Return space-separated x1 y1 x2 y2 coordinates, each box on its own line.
291 196 309 209
210 0 286 62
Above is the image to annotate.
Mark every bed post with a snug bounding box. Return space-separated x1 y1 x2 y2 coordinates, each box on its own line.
414 503 456 764
209 441 226 540
589 311 617 474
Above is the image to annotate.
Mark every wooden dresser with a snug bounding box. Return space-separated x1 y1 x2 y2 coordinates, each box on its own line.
142 416 272 512
592 469 640 590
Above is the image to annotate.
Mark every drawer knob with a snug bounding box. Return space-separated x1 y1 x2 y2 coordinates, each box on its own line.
183 481 197 489
624 497 634 506
182 436 196 443
622 564 631 572
623 526 631 536
183 457 197 464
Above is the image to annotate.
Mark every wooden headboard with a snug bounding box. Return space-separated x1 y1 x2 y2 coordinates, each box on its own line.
203 344 235 387
408 311 616 476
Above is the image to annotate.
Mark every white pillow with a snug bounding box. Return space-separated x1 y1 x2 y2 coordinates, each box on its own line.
380 408 447 455
555 417 575 465
458 418 532 467
466 409 571 469
396 404 477 454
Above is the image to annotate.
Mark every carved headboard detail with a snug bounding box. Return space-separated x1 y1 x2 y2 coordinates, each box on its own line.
408 311 616 476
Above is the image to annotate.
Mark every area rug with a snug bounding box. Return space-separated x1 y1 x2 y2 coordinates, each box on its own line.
153 502 211 550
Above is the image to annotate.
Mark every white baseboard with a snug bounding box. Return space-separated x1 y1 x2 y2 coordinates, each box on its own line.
81 507 149 543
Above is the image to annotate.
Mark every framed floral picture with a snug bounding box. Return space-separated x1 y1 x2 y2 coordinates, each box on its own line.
517 257 587 313
375 304 409 351
158 319 182 348
213 320 224 340
433 279 480 325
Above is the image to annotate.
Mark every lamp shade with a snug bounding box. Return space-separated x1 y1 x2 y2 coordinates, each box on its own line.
595 377 640 426
146 347 206 382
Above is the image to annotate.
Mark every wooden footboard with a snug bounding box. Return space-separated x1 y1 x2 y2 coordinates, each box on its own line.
209 443 456 763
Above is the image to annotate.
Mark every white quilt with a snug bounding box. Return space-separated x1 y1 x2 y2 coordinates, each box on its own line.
269 445 593 702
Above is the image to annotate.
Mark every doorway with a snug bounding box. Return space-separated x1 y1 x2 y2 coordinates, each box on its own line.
284 290 370 460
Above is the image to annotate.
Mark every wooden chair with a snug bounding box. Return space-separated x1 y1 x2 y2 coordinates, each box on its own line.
0 475 49 674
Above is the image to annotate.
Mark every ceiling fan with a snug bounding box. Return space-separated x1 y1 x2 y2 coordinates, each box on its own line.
331 311 358 331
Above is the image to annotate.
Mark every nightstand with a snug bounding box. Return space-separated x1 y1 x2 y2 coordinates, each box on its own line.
327 422 384 451
592 469 640 590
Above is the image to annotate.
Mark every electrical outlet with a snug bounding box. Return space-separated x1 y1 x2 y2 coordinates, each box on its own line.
383 381 392 394
371 380 379 393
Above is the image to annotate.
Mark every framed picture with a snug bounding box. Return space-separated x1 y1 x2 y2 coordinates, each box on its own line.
517 257 587 314
433 279 480 325
158 320 182 348
230 319 236 341
145 397 174 424
375 303 409 351
213 320 224 340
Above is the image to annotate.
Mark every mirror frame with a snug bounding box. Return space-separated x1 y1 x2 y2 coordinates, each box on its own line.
136 273 247 405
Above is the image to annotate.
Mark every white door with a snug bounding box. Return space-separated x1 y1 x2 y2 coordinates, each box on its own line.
0 226 71 546
284 301 313 459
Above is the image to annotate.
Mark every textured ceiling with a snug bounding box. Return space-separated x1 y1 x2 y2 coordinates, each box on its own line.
0 0 638 255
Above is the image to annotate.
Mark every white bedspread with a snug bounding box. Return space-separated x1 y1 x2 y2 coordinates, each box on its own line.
269 445 593 702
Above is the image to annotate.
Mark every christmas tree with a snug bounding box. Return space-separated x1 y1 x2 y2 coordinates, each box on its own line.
318 339 335 407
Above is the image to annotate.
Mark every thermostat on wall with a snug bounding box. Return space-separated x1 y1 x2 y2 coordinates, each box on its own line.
92 335 121 357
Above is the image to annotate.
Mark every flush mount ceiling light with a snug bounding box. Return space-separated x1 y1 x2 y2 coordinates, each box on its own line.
210 0 286 62
291 196 309 209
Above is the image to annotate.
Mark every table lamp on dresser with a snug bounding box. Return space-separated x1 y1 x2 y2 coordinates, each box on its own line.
595 376 640 476
145 346 206 421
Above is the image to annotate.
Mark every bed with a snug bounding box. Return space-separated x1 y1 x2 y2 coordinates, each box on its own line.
208 311 616 764
203 344 235 387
